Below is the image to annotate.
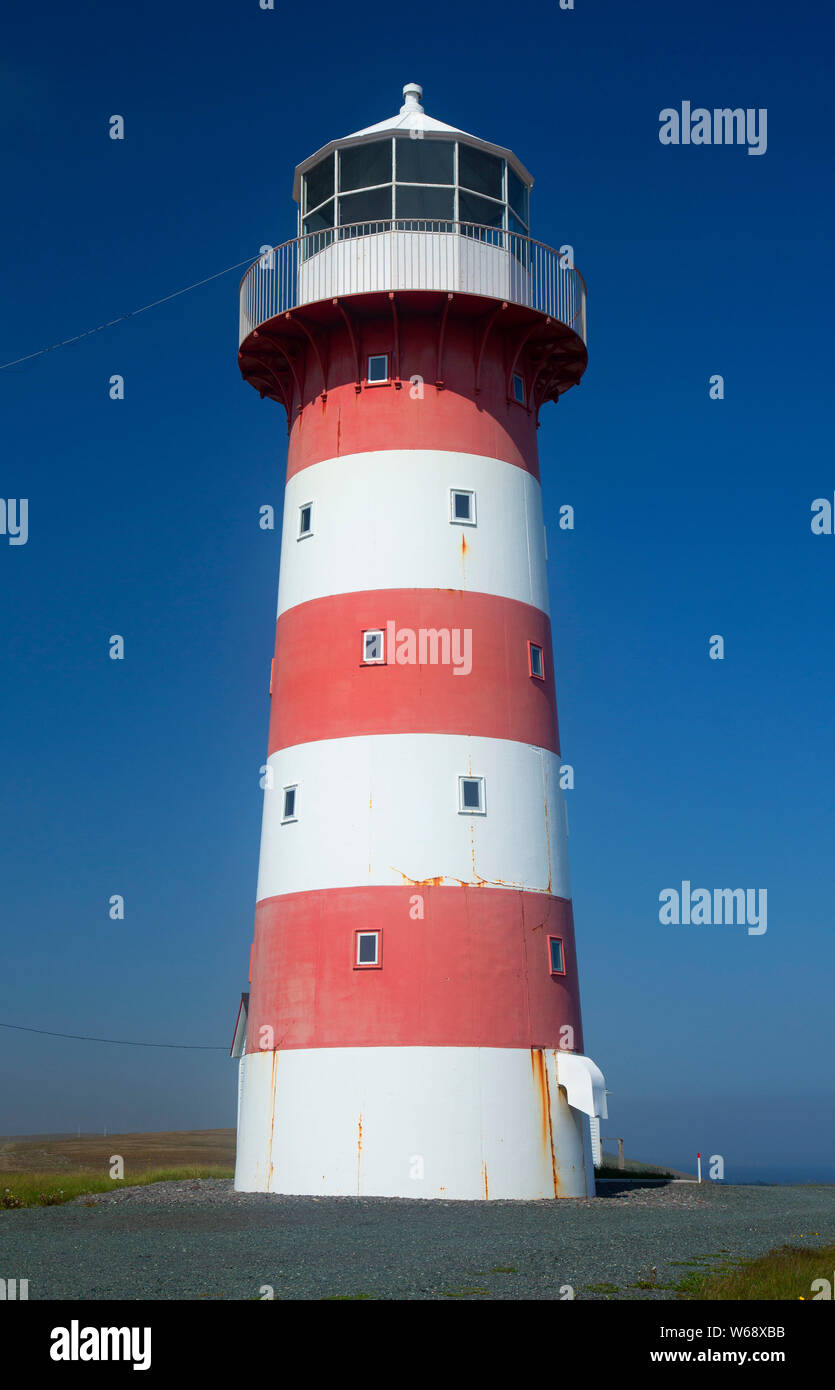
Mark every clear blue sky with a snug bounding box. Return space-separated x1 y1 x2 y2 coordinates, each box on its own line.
2 0 832 1182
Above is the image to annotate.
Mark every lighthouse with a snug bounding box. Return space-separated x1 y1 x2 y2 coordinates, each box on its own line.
231 83 607 1199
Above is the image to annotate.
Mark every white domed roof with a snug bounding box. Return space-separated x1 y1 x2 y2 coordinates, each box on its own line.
292 83 533 202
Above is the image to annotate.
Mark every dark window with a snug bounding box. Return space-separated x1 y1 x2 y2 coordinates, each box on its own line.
507 167 528 223
459 190 505 231
367 354 388 383
512 372 526 405
298 504 312 537
338 186 393 230
395 137 454 185
458 144 503 199
339 140 392 192
529 642 544 679
305 156 334 212
451 490 475 523
282 787 296 820
357 932 379 965
395 185 455 220
363 630 384 662
459 777 484 813
549 937 565 974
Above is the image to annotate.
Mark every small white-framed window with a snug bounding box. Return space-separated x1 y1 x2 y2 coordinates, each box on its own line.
528 641 545 680
450 489 476 525
458 775 486 815
367 354 389 384
298 502 313 538
281 785 298 823
362 629 385 663
512 372 526 405
355 929 381 968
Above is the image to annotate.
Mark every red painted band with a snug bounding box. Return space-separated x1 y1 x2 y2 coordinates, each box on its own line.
246 885 584 1053
268 590 560 754
285 316 540 480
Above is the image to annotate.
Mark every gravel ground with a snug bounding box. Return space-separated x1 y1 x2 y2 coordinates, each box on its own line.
3 1180 833 1300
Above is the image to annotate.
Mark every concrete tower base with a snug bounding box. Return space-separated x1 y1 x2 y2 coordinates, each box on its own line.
235 1046 603 1199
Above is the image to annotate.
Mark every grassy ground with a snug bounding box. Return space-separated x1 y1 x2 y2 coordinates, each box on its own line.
674 1241 835 1300
0 1165 234 1208
0 1129 236 1207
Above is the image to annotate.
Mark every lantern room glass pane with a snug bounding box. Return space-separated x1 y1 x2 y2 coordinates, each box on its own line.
508 213 530 265
458 144 503 199
304 156 334 212
507 167 529 223
459 190 505 232
395 185 455 220
303 200 334 234
338 186 393 229
301 201 334 258
394 137 454 185
339 140 392 192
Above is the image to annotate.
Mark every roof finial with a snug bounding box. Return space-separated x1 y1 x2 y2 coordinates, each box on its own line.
401 83 424 115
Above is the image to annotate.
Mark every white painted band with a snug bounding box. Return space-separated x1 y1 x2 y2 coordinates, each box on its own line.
276 450 549 617
235 1045 597 1200
256 733 570 901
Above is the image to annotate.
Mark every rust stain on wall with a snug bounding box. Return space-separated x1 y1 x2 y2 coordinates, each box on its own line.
391 862 550 893
357 1114 363 1196
391 868 467 888
266 1049 278 1192
482 1162 489 1200
531 1048 560 1197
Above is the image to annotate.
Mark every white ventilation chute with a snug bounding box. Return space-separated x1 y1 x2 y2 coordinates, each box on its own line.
556 1053 608 1120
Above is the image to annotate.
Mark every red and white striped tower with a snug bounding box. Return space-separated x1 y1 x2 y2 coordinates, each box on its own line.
232 84 607 1199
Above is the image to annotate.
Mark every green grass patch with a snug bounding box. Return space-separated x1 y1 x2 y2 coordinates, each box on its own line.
676 1243 835 1301
0 1165 233 1210
585 1281 619 1296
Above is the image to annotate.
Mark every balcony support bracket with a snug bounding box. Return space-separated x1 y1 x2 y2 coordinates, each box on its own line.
333 298 362 392
255 330 304 413
474 301 507 396
388 292 401 387
435 293 453 388
247 353 292 434
286 311 328 401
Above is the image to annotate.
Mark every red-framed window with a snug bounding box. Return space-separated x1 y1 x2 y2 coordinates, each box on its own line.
362 629 385 664
548 935 565 976
528 640 545 680
354 929 382 969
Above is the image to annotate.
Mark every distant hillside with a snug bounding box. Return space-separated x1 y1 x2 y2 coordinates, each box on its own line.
0 1129 236 1173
